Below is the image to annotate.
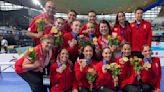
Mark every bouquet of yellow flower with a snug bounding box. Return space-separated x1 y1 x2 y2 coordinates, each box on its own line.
28 47 36 62
107 63 120 78
86 67 97 91
130 56 142 72
107 62 120 87
107 35 120 45
35 18 46 32
78 35 92 47
50 26 63 46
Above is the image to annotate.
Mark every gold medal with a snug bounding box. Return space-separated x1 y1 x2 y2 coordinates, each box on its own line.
51 26 58 33
122 57 128 62
61 64 67 70
81 60 86 67
146 63 151 68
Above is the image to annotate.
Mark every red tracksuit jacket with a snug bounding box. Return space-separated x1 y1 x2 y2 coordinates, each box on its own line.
28 13 56 44
130 20 152 52
50 62 77 92
112 24 131 44
141 57 161 89
63 32 79 62
15 45 55 73
116 56 135 89
62 21 72 35
95 61 115 90
74 59 98 88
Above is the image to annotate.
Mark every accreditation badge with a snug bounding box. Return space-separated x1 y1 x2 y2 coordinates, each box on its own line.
143 24 146 29
114 28 118 31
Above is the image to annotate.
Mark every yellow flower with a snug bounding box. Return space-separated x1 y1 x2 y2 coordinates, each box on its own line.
17 50 22 56
107 35 111 39
29 47 34 52
130 58 133 62
139 58 142 61
93 37 97 42
35 18 42 23
106 64 111 69
116 64 121 68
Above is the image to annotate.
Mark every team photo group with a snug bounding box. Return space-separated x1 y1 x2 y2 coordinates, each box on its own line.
14 1 161 92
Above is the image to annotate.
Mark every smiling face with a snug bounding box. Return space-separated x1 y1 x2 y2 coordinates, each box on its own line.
102 48 112 61
71 20 81 35
59 49 69 64
88 12 96 22
83 45 93 60
41 38 54 51
117 12 126 23
67 11 77 23
121 44 131 57
86 22 95 35
99 23 109 36
55 18 64 31
142 45 152 59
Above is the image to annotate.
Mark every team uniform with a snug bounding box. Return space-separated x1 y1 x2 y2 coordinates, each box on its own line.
95 60 115 92
50 62 77 92
63 32 79 63
113 23 131 44
15 45 55 92
74 59 98 91
28 13 56 44
130 20 152 57
62 20 72 35
140 57 161 91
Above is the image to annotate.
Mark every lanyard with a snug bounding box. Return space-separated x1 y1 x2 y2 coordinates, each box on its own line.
103 59 109 65
71 31 77 40
143 58 152 64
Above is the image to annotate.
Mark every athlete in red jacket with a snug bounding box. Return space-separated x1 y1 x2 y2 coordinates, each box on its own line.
15 35 55 92
50 49 78 92
74 45 98 91
96 47 115 92
26 1 56 45
141 44 161 92
63 10 77 34
113 11 131 44
63 20 81 63
131 7 152 58
80 11 100 37
116 42 140 92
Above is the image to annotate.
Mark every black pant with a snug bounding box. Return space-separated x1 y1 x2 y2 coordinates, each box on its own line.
79 87 98 92
98 87 115 92
18 71 47 92
131 51 144 58
140 83 153 92
122 84 140 92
